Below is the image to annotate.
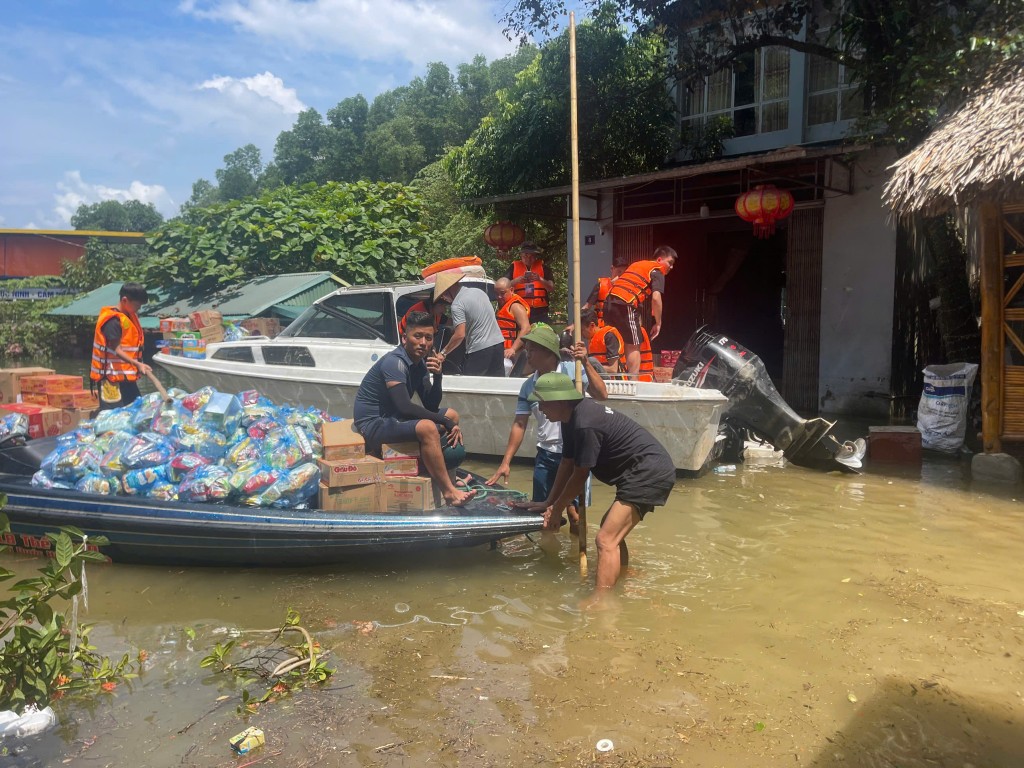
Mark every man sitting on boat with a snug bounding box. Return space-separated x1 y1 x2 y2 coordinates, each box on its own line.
353 310 475 507
493 277 531 374
521 371 675 593
434 273 506 377
579 308 626 377
485 324 605 524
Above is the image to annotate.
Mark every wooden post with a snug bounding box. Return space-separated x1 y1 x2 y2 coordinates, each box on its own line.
569 12 587 575
979 201 1003 453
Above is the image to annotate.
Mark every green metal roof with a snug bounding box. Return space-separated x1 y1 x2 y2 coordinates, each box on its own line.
50 272 346 328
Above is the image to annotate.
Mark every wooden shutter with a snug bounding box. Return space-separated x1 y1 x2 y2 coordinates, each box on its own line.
783 207 823 413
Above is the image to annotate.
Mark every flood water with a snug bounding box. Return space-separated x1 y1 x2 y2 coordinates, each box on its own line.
3 449 1023 767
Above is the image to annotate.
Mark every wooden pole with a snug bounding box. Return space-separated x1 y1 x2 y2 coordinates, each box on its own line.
979 201 1003 453
568 12 587 575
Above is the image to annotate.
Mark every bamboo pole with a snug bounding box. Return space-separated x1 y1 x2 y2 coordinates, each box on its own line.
979 201 1003 453
568 12 587 575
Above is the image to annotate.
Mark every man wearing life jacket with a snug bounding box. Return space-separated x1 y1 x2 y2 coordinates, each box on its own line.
638 327 655 382
582 255 628 324
91 282 151 410
604 246 677 376
579 308 625 376
493 277 531 366
398 297 446 340
506 241 553 324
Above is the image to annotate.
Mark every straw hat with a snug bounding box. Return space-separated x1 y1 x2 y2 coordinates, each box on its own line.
433 272 465 302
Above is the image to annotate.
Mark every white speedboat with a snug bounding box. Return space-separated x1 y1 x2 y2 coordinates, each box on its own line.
155 279 728 471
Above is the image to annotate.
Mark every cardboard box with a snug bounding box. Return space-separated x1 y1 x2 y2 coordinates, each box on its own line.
318 456 384 488
385 476 434 513
59 408 95 433
189 309 223 330
652 366 673 383
381 441 420 459
0 367 55 403
240 317 282 338
0 403 63 439
159 317 191 333
384 457 419 477
20 393 49 406
659 350 682 367
319 482 385 513
320 420 365 460
20 374 83 394
47 389 99 410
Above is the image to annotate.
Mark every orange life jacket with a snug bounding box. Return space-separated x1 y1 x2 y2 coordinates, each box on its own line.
588 323 626 375
91 306 143 383
638 327 654 382
496 293 530 349
511 259 548 310
398 300 435 337
609 260 664 307
594 276 613 323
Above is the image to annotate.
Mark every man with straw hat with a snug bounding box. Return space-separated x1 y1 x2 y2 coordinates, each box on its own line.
433 272 506 377
520 371 675 592
486 325 605 516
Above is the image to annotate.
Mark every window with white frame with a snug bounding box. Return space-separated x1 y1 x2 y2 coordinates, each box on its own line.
805 0 864 126
681 47 791 138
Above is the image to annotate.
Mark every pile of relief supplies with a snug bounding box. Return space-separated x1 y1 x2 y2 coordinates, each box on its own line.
27 387 338 508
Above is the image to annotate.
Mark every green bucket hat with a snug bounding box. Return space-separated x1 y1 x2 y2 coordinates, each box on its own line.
521 323 560 358
528 372 584 403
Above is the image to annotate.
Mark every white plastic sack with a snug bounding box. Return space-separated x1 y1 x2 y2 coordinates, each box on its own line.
916 363 979 453
0 705 57 739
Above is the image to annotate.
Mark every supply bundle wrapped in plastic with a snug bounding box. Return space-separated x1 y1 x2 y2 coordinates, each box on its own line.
30 386 331 508
0 413 30 443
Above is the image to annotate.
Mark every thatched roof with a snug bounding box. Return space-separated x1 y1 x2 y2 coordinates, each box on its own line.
885 60 1024 216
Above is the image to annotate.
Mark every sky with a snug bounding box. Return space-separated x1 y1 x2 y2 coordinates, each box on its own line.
0 0 523 229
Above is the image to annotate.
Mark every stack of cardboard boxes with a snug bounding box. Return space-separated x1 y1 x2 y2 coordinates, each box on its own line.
240 317 282 338
0 367 98 437
159 309 225 359
317 421 436 513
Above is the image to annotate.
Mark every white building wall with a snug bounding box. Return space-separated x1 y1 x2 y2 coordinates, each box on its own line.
566 191 615 311
819 147 898 417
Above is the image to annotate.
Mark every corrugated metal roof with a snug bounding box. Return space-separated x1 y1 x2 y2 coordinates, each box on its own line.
50 272 346 328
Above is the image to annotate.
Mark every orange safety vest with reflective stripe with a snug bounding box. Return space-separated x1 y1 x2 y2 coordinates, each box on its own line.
594 277 613 323
511 259 549 310
609 260 664 307
496 293 530 349
91 306 143 383
398 300 434 336
588 323 626 375
638 327 654 382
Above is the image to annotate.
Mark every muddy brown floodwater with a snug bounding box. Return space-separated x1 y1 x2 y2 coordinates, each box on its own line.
3 455 1024 768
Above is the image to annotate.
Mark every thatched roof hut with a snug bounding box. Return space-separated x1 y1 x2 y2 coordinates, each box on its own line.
885 59 1024 216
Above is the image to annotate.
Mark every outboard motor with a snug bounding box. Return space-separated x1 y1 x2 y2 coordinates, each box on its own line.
0 434 57 477
674 328 860 472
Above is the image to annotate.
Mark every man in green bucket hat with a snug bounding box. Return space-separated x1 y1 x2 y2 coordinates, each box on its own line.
486 323 605 525
520 371 675 593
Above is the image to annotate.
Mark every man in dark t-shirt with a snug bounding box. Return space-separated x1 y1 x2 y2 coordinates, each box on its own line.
519 371 675 592
353 311 474 506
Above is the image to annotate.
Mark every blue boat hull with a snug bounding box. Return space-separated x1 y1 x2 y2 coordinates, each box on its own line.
0 475 545 567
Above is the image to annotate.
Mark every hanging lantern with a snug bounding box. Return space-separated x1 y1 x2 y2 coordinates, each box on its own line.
483 220 525 258
734 184 795 238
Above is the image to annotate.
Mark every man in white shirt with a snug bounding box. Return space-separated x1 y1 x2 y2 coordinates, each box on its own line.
434 273 506 377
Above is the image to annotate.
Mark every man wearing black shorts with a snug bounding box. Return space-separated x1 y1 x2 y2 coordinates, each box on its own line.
603 246 676 376
521 371 675 591
353 311 475 506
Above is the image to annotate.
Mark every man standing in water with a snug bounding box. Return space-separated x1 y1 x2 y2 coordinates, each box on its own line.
353 311 474 507
521 372 675 591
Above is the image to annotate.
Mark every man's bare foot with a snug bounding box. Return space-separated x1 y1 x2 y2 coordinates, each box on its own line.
444 488 477 507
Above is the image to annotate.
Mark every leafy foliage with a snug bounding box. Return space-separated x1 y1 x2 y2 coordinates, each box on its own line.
0 511 141 712
445 7 676 197
197 609 333 716
144 181 430 293
0 277 78 362
70 200 163 233
502 0 1024 147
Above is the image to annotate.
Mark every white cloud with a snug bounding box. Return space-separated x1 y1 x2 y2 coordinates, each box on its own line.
183 0 514 65
52 171 176 225
198 71 305 114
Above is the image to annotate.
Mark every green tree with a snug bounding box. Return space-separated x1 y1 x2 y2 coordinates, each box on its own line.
445 8 676 197
70 200 163 233
363 117 427 182
215 144 264 201
502 0 1024 146
144 181 431 293
274 108 331 185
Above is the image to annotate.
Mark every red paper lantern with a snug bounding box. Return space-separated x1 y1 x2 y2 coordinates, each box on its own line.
734 185 795 238
483 220 525 257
